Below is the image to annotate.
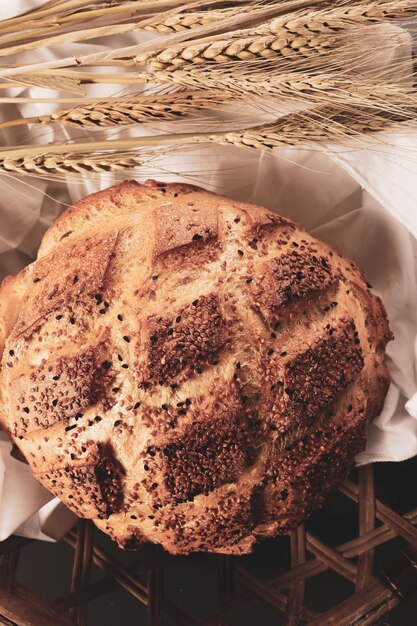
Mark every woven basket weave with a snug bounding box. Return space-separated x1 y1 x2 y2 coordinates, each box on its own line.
0 463 416 626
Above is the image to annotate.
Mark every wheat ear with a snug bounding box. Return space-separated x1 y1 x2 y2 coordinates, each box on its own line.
0 152 144 177
0 93 221 130
137 0 417 67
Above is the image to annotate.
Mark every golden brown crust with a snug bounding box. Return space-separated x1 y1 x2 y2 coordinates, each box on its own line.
0 179 392 555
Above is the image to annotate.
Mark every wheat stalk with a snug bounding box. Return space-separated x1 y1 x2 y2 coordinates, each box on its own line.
0 104 411 163
0 2 325 78
150 62 416 114
0 92 222 130
0 152 144 176
136 0 417 68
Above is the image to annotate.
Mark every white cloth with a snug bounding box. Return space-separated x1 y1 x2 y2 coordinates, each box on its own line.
0 2 416 541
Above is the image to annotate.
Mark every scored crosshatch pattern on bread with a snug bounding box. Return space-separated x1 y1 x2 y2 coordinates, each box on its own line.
0 180 392 554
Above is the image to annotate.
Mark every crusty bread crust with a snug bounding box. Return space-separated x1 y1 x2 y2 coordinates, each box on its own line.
0 180 392 554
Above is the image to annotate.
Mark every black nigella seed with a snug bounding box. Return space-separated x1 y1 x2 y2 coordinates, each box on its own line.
73 275 79 284
185 398 191 406
8 350 14 356
246 277 253 283
134 402 141 410
152 275 159 280
102 361 111 370
95 416 102 422
56 314 63 320
267 348 274 356
130 514 137 520
292 242 299 247
122 364 129 369
114 420 121 427
23 407 30 413
177 401 184 407
167 328 174 335
271 333 277 339
237 249 244 256
192 299 199 306
175 316 182 323
52 375 60 381
347 404 353 412
236 362 241 369
104 301 110 308
123 336 130 343
354 338 361 344
161 404 169 411
117 314 123 321
65 424 76 432
151 483 158 490
33 277 41 283
144 464 149 471
52 399 58 407
117 354 123 361
95 294 102 303
69 317 75 324
192 233 202 240
75 413 83 419
178 409 187 416
70 453 75 460
99 309 106 315
112 387 120 393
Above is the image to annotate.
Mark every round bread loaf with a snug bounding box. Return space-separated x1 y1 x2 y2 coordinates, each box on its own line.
0 180 392 554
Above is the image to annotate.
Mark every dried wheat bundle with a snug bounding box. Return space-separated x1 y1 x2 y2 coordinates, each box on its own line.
0 0 416 183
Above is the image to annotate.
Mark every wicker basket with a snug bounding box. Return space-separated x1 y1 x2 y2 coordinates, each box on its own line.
0 462 416 626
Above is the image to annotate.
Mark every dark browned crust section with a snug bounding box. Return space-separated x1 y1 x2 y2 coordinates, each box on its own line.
143 414 254 505
9 347 104 437
38 443 125 519
140 293 228 386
